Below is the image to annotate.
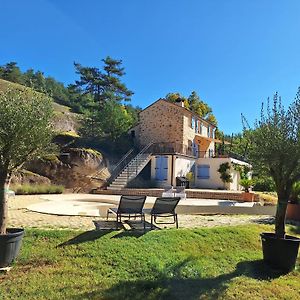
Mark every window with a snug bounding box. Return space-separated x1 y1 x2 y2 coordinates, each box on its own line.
191 117 195 129
197 164 210 179
207 126 210 138
200 122 203 135
195 120 198 133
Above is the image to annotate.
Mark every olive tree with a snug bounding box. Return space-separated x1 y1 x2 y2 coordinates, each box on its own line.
0 88 53 234
248 90 300 238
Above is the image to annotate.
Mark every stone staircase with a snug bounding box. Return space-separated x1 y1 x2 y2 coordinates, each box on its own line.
107 143 153 190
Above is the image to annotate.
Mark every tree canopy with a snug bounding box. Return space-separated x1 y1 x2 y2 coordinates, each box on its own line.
0 88 54 234
165 91 217 125
246 90 300 237
71 56 133 108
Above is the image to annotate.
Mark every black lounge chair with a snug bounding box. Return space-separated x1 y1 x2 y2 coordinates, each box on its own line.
106 195 147 229
150 197 181 229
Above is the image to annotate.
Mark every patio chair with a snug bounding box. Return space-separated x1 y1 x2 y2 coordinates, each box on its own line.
175 186 186 200
150 197 181 229
162 186 175 198
106 195 147 229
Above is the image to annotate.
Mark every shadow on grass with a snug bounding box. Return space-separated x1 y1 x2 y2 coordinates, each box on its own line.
252 216 275 225
289 223 300 235
71 259 286 300
58 230 113 247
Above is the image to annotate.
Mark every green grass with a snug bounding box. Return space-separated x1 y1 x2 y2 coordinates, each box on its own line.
10 184 64 195
0 225 299 299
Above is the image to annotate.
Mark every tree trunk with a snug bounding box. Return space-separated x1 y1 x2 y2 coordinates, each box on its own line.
0 171 10 235
275 198 288 238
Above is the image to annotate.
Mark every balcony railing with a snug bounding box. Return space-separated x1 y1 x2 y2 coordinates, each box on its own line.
149 142 194 157
149 142 248 162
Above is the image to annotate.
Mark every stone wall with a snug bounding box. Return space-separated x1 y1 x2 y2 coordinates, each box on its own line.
138 100 185 146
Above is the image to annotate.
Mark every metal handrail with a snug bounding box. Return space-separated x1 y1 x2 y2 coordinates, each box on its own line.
112 148 134 172
108 148 136 184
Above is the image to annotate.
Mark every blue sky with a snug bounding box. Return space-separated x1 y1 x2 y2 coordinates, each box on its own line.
1 0 300 134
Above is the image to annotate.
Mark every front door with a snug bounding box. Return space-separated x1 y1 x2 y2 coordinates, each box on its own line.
155 156 168 181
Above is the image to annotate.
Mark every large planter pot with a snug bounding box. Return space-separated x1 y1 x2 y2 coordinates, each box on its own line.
261 232 300 272
0 228 24 268
286 203 300 221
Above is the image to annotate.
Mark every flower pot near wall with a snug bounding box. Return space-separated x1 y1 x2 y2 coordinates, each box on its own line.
0 228 24 268
286 203 300 221
261 232 300 272
242 192 254 202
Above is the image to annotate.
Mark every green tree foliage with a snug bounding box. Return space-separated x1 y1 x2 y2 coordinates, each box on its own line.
80 101 134 142
0 60 141 143
217 162 233 185
0 88 54 234
165 91 217 125
247 90 300 237
72 56 133 108
0 62 24 84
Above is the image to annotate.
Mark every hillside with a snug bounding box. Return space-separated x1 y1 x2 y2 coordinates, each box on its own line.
0 79 80 133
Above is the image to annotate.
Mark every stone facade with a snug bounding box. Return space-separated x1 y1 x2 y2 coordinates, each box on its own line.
137 99 216 154
138 99 184 146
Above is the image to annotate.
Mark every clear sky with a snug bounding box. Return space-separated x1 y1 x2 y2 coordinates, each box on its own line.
1 0 300 134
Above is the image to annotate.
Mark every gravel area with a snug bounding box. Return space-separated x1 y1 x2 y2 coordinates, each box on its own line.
7 195 274 231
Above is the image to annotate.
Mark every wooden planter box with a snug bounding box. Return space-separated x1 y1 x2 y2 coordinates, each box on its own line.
242 192 255 202
286 203 300 221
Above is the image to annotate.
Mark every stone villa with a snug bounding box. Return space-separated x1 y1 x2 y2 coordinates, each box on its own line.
108 98 250 190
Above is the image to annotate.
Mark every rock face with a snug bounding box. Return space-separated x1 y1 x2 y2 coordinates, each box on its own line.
11 170 51 185
25 148 110 192
52 111 80 133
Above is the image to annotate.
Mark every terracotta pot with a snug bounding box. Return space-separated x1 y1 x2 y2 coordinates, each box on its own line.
286 203 300 221
242 192 254 202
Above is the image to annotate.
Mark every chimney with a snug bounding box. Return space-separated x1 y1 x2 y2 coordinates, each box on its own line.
175 98 185 108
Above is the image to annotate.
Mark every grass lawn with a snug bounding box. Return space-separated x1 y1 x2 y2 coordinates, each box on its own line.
0 224 299 300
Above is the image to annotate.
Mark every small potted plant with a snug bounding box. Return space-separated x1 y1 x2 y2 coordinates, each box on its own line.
0 88 54 269
286 181 300 221
239 178 254 201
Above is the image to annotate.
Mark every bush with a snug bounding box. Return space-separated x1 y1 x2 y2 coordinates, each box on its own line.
252 176 275 192
290 181 300 204
10 184 64 195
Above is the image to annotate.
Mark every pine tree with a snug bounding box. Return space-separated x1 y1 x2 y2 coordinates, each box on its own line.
73 56 133 107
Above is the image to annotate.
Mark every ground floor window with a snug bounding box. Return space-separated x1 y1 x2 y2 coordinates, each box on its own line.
197 164 210 179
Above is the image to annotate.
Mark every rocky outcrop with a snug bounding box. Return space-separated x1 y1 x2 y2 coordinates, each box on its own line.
25 148 110 192
52 111 81 133
11 170 51 185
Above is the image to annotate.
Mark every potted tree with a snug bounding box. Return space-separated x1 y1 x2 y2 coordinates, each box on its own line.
286 181 300 221
239 178 254 201
0 88 53 268
247 90 300 272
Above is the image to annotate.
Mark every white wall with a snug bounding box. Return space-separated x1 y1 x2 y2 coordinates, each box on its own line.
174 156 195 177
195 158 230 189
150 155 173 187
151 155 196 187
194 157 252 190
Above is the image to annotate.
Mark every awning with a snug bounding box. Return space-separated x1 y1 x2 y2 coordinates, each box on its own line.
194 135 231 145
